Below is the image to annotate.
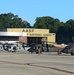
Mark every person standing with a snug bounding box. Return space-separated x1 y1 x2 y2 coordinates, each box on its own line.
38 46 42 55
46 44 49 52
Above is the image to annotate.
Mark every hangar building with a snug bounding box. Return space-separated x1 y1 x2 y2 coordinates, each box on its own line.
0 28 56 45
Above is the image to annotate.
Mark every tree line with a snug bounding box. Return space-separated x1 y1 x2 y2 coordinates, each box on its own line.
0 13 31 28
0 13 74 44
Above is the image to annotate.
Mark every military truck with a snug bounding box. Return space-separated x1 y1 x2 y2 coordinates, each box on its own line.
27 43 42 54
61 43 74 55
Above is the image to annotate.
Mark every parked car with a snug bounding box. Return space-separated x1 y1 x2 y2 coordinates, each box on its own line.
61 43 74 55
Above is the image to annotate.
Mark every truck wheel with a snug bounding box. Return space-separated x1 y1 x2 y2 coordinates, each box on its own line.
71 52 74 55
36 51 38 54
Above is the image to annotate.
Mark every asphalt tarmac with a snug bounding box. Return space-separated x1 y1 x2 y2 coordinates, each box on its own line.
0 50 74 75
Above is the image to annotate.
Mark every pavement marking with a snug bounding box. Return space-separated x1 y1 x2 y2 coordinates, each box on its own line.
0 60 74 74
29 64 74 74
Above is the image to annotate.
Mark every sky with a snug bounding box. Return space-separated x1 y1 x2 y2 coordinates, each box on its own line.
0 0 74 26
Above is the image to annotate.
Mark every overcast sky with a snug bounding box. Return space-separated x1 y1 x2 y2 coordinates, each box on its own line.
0 0 74 26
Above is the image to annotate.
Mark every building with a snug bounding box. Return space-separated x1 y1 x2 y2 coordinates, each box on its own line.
0 28 56 45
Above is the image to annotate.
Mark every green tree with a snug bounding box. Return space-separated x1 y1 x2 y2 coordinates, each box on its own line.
33 16 61 33
0 13 31 28
57 19 74 44
65 19 74 42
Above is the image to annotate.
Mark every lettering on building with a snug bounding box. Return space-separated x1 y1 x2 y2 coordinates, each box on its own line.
29 34 42 36
43 34 52 36
22 29 34 32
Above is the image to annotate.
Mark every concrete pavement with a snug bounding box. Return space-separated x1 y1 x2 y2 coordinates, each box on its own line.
0 51 74 75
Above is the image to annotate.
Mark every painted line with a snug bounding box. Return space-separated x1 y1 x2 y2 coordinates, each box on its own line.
0 60 74 74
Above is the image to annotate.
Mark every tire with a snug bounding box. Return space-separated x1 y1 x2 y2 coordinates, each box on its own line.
71 49 74 55
71 52 74 55
36 52 38 54
35 49 38 54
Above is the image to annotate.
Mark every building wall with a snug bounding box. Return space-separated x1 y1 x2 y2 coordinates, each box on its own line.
7 28 55 44
47 33 56 44
19 36 27 43
7 28 49 33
